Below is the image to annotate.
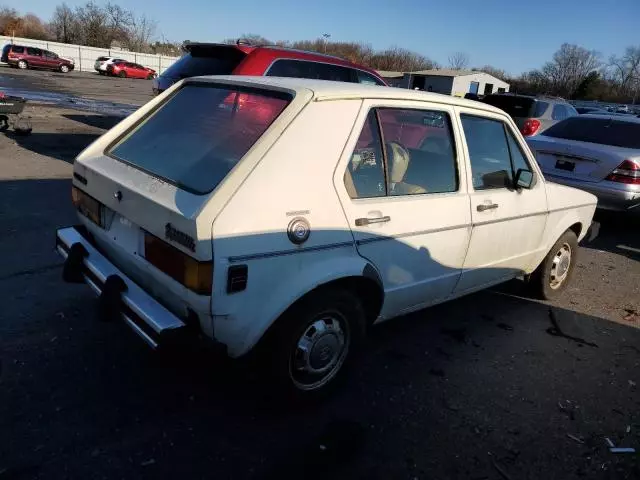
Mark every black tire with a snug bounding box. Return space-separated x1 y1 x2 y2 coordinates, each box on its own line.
59 64 70 73
17 60 28 70
118 71 126 78
529 230 578 300
147 73 154 80
259 288 366 400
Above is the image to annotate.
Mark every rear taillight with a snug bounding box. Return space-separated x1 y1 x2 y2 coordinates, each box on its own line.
606 159 640 185
143 232 212 295
521 119 541 136
72 186 104 227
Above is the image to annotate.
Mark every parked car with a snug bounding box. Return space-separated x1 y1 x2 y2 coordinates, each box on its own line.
94 56 126 75
56 77 596 397
107 61 156 79
482 93 578 137
152 41 387 95
616 105 630 113
575 106 608 115
1 44 74 72
527 114 640 213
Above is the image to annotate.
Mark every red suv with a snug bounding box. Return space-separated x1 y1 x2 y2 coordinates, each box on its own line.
107 60 157 79
153 41 386 94
2 44 75 73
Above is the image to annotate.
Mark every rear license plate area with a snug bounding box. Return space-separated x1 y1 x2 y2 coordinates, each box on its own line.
555 157 576 172
108 214 142 256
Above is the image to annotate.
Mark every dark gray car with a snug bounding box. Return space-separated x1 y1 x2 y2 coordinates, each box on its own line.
482 94 578 137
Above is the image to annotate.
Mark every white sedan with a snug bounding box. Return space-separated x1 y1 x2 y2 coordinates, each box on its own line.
56 77 597 398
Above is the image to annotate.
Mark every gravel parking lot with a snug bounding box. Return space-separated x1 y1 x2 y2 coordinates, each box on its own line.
1 73 639 479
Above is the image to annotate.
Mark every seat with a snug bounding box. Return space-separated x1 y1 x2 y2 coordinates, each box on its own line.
387 142 427 195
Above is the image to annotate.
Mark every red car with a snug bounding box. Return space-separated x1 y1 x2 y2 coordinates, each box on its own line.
153 41 387 94
107 61 157 79
2 44 75 73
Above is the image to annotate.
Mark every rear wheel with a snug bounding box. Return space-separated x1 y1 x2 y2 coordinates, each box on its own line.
260 289 366 400
529 230 578 300
118 71 127 78
60 64 70 73
17 60 27 70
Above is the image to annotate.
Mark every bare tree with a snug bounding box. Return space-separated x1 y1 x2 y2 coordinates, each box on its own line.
607 46 640 97
50 3 79 43
20 13 49 39
0 7 20 36
75 1 110 47
370 46 437 71
124 13 156 52
448 52 469 70
105 1 133 45
540 43 601 97
474 65 508 81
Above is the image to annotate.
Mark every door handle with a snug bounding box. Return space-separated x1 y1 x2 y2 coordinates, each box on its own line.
477 203 499 212
355 216 391 226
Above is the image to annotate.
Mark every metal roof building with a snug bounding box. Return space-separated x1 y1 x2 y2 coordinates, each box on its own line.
377 69 510 97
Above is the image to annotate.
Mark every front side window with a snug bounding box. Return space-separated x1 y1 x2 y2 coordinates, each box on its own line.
552 104 566 121
108 85 291 195
44 50 58 59
26 47 41 56
461 115 514 190
506 130 532 174
377 109 458 195
355 70 386 86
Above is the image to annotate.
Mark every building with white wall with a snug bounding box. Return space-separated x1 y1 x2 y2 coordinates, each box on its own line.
378 69 509 96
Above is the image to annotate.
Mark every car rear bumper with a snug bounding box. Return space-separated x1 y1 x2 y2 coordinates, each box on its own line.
56 225 188 348
545 174 640 213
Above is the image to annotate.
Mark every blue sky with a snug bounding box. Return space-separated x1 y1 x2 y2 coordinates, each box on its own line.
14 0 640 75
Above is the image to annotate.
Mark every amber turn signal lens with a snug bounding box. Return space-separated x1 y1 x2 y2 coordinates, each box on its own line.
72 186 103 227
143 232 212 295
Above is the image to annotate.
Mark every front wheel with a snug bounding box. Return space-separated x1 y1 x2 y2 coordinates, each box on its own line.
17 60 28 70
60 64 69 73
529 230 578 300
261 289 366 399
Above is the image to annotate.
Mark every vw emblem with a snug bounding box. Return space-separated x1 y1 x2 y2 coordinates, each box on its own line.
114 190 122 201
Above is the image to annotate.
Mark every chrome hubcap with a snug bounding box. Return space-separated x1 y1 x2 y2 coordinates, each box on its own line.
550 243 572 289
290 315 349 391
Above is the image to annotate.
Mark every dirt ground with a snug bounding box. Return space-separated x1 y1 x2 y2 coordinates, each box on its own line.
1 104 639 479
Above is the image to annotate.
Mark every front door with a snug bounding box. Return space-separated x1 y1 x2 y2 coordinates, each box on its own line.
335 101 472 319
454 109 548 293
26 47 43 68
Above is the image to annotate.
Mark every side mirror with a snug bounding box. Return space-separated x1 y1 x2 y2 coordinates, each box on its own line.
515 169 534 189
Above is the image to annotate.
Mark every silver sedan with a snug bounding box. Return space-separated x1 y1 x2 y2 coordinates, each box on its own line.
526 114 640 213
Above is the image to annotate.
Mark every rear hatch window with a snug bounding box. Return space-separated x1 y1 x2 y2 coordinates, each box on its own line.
107 84 292 194
161 46 247 80
543 117 640 148
483 95 539 118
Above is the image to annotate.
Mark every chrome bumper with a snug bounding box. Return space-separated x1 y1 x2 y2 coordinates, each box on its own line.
55 226 187 348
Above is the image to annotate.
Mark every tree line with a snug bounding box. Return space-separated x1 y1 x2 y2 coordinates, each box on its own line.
1 4 639 103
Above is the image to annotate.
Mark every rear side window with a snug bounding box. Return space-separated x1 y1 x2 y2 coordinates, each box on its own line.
543 117 640 149
267 59 352 82
162 47 246 79
26 47 41 56
552 104 567 120
533 101 549 117
108 85 291 195
11 46 25 54
482 95 535 118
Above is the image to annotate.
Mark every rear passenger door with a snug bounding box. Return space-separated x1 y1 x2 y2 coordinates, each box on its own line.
454 109 548 293
26 47 44 68
335 100 472 319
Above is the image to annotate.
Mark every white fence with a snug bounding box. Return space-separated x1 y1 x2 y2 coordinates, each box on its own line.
0 35 179 74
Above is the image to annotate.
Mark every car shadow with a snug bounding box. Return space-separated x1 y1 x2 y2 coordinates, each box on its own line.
584 210 640 261
62 113 123 130
4 131 101 164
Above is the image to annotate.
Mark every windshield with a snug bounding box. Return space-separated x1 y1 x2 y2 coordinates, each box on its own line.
161 47 247 79
543 117 640 149
108 84 292 194
482 95 536 118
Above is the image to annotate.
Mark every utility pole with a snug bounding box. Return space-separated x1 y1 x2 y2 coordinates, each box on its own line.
322 33 330 53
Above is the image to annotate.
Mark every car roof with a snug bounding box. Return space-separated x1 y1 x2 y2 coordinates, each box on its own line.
187 75 506 114
577 114 640 123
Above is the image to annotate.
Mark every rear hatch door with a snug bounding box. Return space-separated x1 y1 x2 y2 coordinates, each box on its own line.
72 79 304 292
